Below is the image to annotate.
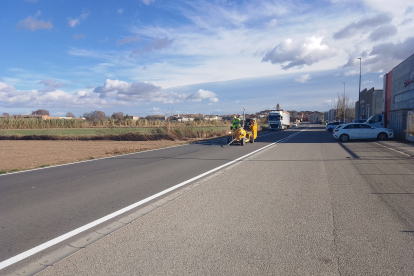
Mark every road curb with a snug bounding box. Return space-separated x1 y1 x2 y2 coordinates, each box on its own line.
375 140 414 157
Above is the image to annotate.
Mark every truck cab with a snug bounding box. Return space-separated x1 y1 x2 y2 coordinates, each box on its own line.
365 114 385 128
268 110 290 131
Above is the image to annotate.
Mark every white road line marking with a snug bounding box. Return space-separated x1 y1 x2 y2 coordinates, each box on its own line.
0 129 305 270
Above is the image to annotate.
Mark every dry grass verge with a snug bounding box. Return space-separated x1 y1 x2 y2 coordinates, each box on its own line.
0 127 229 141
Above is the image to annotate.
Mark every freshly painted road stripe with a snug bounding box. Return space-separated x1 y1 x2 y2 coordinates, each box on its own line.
0 129 304 270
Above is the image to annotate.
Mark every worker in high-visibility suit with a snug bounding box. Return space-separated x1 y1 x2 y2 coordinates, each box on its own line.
231 116 240 130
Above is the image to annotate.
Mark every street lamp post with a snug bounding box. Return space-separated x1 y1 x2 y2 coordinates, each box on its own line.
337 93 339 121
357 58 361 120
343 82 346 122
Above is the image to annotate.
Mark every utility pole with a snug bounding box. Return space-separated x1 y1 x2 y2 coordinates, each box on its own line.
337 93 340 121
343 82 346 122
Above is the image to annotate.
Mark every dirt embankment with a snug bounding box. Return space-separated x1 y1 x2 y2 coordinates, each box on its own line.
0 140 189 172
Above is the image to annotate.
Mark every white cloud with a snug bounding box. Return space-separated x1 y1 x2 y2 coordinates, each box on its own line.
68 13 89 27
93 79 187 103
344 69 359 76
147 107 163 114
38 79 67 88
262 37 337 70
0 81 15 92
130 37 174 56
68 18 79 27
0 81 109 108
266 19 277 28
333 13 393 40
368 25 397 41
17 16 53 31
116 35 140 46
342 36 414 73
209 97 219 103
369 36 414 60
118 9 124 14
186 89 217 102
295 74 311 83
142 0 155 5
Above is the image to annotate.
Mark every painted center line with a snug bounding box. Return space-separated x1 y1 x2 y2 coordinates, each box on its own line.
0 129 306 270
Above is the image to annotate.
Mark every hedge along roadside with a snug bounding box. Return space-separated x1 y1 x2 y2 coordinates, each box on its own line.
0 127 230 141
0 118 231 129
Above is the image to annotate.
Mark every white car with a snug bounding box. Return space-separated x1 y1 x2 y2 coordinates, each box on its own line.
333 123 394 142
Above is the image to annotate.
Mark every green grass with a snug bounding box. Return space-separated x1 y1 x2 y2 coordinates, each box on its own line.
0 169 20 174
0 126 230 136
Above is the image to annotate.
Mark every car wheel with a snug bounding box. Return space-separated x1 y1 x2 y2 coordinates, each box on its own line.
241 138 245 146
328 128 333 132
378 132 388 140
340 134 349 142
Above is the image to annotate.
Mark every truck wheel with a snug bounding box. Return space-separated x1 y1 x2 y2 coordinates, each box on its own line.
377 132 388 140
241 138 245 146
340 134 349 142
250 135 254 143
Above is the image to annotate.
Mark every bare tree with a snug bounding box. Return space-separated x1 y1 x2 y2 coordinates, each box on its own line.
112 112 125 120
2 112 10 117
336 94 355 122
84 110 107 120
66 112 76 118
31 109 50 116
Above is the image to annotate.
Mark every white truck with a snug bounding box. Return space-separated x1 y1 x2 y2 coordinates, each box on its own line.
268 110 290 131
365 113 385 128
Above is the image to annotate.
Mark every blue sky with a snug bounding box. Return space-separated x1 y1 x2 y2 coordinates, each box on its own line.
1 0 413 117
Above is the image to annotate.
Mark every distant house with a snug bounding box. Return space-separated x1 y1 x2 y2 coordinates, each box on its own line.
309 112 324 123
204 115 222 121
186 113 204 119
130 115 140 121
178 116 194 122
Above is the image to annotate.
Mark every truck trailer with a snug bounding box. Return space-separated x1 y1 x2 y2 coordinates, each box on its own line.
268 110 290 131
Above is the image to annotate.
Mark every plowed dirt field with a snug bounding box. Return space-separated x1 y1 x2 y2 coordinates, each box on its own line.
0 140 189 172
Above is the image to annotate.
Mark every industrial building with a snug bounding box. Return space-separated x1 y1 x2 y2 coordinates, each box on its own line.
383 53 414 140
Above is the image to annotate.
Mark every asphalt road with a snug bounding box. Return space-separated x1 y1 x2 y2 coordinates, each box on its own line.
0 127 297 271
2 123 414 275
34 123 413 276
